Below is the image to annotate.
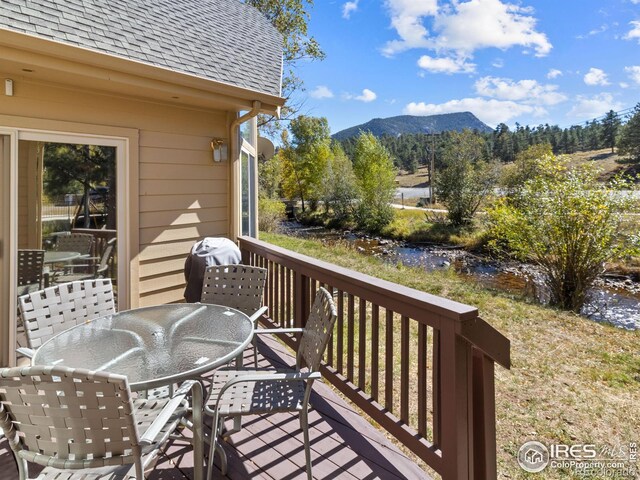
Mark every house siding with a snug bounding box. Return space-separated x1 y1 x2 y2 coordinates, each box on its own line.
1 74 231 307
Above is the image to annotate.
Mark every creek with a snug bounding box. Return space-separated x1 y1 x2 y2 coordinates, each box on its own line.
280 222 640 330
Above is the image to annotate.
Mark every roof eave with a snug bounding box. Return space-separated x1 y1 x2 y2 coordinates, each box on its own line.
0 28 286 114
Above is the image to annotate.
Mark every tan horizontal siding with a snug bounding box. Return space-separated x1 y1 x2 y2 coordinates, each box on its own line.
139 285 185 307
139 147 225 165
140 163 225 181
139 257 186 278
139 221 227 245
139 130 226 150
138 239 196 263
139 207 226 229
4 80 227 136
139 271 188 295
139 179 227 196
139 193 226 212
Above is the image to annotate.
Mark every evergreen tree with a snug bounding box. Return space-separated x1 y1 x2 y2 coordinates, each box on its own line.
601 110 621 153
618 103 640 162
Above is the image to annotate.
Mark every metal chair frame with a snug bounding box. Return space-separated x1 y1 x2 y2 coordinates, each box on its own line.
16 279 116 358
0 365 200 480
204 287 337 480
201 264 268 366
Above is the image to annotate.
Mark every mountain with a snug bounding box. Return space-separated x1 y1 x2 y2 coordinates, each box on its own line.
332 112 493 140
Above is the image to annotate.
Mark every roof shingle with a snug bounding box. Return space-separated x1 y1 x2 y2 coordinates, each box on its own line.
0 0 283 97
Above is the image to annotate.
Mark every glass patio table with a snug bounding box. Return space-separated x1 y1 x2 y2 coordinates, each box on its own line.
32 303 254 480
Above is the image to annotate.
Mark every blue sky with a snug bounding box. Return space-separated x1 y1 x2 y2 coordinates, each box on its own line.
293 0 640 135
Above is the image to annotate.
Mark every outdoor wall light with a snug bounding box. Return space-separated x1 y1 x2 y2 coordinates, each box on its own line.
210 138 228 162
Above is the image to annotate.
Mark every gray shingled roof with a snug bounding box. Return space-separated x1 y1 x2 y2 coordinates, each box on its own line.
0 0 283 97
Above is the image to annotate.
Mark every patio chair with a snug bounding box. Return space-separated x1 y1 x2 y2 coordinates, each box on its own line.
53 237 116 283
204 287 337 480
0 365 201 480
201 264 268 367
17 249 45 296
54 232 94 256
16 278 115 358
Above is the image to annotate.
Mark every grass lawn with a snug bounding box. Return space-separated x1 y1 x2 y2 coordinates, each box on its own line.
261 231 640 479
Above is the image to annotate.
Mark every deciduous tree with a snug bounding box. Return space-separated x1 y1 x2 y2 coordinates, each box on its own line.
246 0 325 136
280 116 331 212
352 132 396 233
435 130 498 226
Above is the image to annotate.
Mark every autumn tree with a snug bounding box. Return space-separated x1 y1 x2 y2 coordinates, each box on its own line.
352 132 396 233
280 116 331 212
320 142 358 224
246 0 325 136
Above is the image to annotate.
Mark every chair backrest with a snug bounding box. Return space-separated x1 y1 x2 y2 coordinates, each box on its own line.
18 279 116 349
96 238 116 277
55 233 94 256
17 249 44 288
297 287 338 371
201 264 267 315
0 365 141 471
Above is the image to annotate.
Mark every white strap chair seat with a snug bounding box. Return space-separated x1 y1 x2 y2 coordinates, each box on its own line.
0 366 199 480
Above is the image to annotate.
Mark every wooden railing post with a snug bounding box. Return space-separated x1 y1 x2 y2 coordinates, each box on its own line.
472 349 497 479
294 270 309 329
438 320 471 480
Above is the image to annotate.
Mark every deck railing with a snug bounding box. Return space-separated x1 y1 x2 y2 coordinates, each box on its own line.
239 236 510 480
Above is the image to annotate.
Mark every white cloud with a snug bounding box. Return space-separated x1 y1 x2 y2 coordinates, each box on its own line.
625 21 640 42
577 24 608 39
474 76 566 105
547 68 562 79
309 85 334 99
342 1 359 19
382 0 438 56
431 0 552 57
345 88 378 102
620 82 630 89
356 88 377 102
625 65 640 85
567 93 623 119
417 55 476 74
492 58 505 68
404 97 545 127
584 67 610 86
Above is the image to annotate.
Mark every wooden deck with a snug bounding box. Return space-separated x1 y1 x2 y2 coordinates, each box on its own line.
1 334 430 480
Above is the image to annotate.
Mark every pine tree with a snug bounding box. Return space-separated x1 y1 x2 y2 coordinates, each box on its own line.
618 103 640 162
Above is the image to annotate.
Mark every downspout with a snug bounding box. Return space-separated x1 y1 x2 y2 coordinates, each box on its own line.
229 100 261 241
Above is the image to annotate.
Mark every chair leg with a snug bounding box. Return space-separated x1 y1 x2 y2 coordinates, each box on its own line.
252 334 258 367
207 412 228 480
300 408 312 480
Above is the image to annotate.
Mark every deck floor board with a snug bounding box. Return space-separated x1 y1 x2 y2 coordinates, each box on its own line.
1 334 430 480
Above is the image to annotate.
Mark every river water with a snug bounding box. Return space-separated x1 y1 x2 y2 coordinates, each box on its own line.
281 222 640 330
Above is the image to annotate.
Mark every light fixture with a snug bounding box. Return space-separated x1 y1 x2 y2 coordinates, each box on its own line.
5 79 13 96
210 138 227 162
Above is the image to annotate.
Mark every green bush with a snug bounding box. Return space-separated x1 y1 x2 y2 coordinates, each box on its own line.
258 196 286 233
488 155 639 311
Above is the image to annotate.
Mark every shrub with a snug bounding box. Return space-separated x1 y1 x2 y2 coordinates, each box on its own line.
487 155 639 312
258 196 286 233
